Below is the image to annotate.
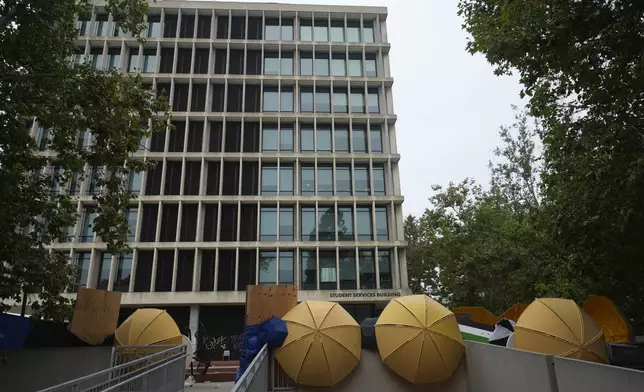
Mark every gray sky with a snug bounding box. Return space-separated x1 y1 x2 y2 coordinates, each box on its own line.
223 0 525 216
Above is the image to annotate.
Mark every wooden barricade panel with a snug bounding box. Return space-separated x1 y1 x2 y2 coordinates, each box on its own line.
70 287 121 345
245 285 297 326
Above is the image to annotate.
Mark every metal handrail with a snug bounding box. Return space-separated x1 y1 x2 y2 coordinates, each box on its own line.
231 344 269 392
39 345 186 392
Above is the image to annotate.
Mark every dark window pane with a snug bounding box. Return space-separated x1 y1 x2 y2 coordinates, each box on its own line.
339 250 356 289
209 122 223 152
379 250 393 289
140 204 158 242
155 250 174 292
203 204 219 241
97 253 111 290
301 250 317 290
164 161 182 195
145 164 162 195
337 206 354 240
279 251 294 284
176 250 194 291
206 162 220 195
181 204 198 241
164 15 178 38
180 14 195 38
114 254 132 292
134 251 153 292
248 17 262 40
192 83 207 111
194 49 209 74
183 161 201 195
159 203 178 241
301 207 316 241
216 16 229 39
238 249 257 288
259 251 277 284
231 16 246 39
197 14 212 38
359 250 376 289
217 249 235 291
201 251 215 290
187 122 204 152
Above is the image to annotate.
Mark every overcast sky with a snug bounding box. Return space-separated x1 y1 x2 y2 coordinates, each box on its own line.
218 0 525 216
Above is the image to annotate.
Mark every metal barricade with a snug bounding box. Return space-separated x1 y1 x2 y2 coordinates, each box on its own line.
38 345 187 392
271 355 297 391
231 344 270 392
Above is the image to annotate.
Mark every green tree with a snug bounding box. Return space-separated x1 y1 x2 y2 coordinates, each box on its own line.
405 110 551 314
0 0 170 320
459 0 644 329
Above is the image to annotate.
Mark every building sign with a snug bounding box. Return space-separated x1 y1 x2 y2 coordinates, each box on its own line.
326 289 404 301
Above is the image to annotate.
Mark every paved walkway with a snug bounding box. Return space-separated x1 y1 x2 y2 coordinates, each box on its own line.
187 381 235 392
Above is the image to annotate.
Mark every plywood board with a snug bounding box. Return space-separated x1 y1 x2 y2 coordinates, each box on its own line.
70 287 121 345
245 285 297 326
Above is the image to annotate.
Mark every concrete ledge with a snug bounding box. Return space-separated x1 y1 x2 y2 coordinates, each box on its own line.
553 356 644 392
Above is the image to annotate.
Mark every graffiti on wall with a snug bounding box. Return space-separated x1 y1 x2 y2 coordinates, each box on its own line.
195 322 244 361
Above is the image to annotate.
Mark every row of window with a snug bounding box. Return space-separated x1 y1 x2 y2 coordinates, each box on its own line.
68 204 391 245
78 14 378 44
33 121 387 154
76 47 380 78
73 247 393 293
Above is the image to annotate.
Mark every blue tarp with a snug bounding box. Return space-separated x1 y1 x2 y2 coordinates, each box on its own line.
0 314 32 349
235 316 288 382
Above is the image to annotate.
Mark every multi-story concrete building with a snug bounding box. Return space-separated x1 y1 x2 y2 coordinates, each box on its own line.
39 0 407 358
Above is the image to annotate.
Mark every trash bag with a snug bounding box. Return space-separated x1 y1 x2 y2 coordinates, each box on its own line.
235 317 288 382
360 317 378 350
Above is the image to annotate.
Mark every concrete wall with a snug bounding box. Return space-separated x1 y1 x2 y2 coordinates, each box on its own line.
0 347 112 392
296 342 644 392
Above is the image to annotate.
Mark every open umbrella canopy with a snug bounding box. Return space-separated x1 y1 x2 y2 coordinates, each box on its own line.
515 298 608 363
583 295 633 343
275 301 361 387
451 306 498 326
500 303 529 322
114 308 182 346
376 295 465 384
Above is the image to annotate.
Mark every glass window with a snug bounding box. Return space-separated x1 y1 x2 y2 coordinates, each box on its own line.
339 250 356 289
261 165 278 195
314 20 328 42
127 207 138 242
280 165 294 195
300 52 313 76
350 90 365 113
335 126 350 152
147 15 162 37
348 55 362 77
301 126 314 151
301 207 316 240
352 126 367 152
318 166 333 196
77 20 89 36
319 251 336 289
262 126 278 151
128 50 139 73
330 20 345 42
333 89 348 113
301 250 317 289
347 20 361 43
356 207 372 241
331 54 346 76
80 210 96 243
74 252 91 289
264 52 280 75
279 207 294 240
259 251 277 283
300 87 314 112
280 87 294 112
316 88 331 113
364 21 375 43
35 126 49 151
374 166 386 195
370 125 383 152
279 251 294 284
368 89 380 113
260 206 278 241
337 206 354 240
378 250 393 289
265 19 280 40
336 166 352 196
317 126 332 152
107 51 121 69
315 53 329 76
97 253 112 290
94 15 108 36
301 166 315 195
280 126 294 151
142 50 156 73
281 19 294 40
263 87 279 112
365 54 377 77
281 53 294 75
359 250 376 289
300 19 312 41
90 52 104 70
355 166 370 195
375 207 389 240
114 254 133 292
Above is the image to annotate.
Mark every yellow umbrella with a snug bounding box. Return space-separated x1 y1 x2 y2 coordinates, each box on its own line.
515 298 608 363
115 308 182 346
275 301 361 387
376 295 465 384
500 303 529 322
451 306 498 326
583 295 633 343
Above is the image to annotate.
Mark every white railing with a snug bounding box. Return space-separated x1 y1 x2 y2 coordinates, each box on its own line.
231 344 270 392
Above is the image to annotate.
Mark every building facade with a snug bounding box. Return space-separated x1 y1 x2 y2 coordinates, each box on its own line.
39 0 407 357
